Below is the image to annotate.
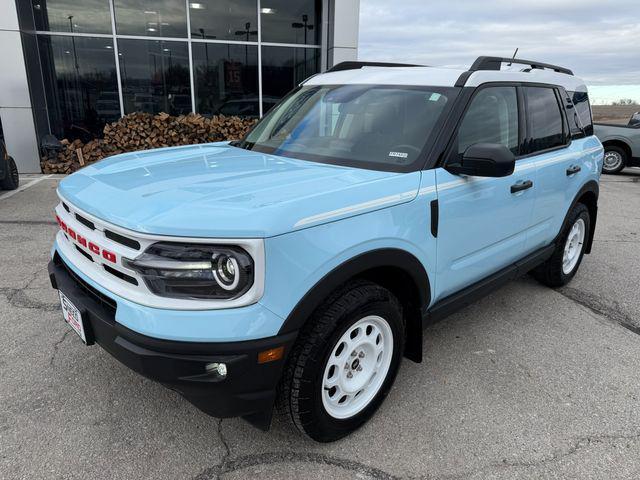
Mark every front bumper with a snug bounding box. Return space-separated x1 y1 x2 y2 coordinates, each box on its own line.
48 253 297 428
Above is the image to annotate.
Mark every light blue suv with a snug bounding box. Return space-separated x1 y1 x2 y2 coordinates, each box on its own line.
48 57 603 442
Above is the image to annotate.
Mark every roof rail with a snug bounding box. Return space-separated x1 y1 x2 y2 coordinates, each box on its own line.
469 56 574 76
326 61 423 73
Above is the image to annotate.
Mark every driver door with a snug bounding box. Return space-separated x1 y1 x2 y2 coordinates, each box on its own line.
434 85 537 300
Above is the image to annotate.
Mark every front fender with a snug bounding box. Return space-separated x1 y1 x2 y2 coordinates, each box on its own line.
259 197 437 333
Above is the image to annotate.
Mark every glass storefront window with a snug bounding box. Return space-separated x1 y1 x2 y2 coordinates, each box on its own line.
32 0 112 34
114 0 187 38
260 0 320 45
192 43 259 117
189 0 257 42
261 46 319 113
118 39 191 116
38 35 119 139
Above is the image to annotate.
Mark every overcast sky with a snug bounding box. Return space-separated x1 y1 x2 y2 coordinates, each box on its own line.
358 0 640 104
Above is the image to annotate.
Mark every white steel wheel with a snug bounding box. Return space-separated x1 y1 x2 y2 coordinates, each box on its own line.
562 218 586 274
603 150 623 172
321 315 394 420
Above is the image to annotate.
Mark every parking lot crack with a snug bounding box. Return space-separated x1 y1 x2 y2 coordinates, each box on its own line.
216 418 231 479
558 287 640 336
494 431 640 469
192 450 398 480
0 287 60 312
0 267 60 312
49 330 71 366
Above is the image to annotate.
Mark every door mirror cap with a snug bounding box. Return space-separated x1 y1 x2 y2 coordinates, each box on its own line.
628 112 640 128
446 143 515 177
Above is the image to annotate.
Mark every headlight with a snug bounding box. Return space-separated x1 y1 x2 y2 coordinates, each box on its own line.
123 242 254 300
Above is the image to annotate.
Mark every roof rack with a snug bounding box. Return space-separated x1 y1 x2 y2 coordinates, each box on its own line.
469 56 574 76
326 61 423 73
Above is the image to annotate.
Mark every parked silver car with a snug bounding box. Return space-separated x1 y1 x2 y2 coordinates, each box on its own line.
594 113 640 174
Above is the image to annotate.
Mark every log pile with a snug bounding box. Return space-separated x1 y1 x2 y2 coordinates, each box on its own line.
41 112 258 174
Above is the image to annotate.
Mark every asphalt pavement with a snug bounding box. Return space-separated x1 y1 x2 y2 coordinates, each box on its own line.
1 170 639 479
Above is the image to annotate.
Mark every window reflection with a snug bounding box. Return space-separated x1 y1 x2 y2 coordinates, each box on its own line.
38 35 119 139
261 46 319 113
114 0 187 38
118 39 191 115
32 0 112 34
193 43 259 117
189 0 257 42
260 0 320 45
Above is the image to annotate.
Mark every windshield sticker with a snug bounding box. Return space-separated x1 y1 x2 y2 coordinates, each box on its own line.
388 151 409 159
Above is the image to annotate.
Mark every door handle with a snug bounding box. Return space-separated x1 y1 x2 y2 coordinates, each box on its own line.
510 180 533 194
566 165 581 176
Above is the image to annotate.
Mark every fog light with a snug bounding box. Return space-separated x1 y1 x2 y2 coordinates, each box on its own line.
205 362 227 377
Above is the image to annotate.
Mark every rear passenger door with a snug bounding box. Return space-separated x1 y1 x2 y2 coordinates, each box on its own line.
434 85 536 300
523 86 584 251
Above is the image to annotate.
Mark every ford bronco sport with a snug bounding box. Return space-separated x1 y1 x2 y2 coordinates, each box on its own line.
48 56 603 442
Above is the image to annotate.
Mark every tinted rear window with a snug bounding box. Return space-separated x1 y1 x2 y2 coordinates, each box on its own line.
569 91 594 137
525 87 566 153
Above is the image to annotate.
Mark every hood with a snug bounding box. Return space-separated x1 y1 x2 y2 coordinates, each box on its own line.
57 143 421 238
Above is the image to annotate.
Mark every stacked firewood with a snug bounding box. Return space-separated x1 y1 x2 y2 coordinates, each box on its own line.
41 112 258 174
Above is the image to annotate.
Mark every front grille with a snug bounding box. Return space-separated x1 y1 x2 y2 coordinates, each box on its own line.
105 229 141 250
54 253 117 317
103 264 138 285
75 213 96 230
74 245 94 262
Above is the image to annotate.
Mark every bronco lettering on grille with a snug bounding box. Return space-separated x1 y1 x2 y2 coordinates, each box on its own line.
56 214 117 263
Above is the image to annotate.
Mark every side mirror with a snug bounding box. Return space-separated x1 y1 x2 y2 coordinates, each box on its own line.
628 112 640 128
446 143 515 177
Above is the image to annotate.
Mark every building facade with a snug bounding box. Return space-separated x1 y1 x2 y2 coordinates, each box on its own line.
0 0 359 173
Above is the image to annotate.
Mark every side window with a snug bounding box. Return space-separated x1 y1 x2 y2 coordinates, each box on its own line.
525 87 566 153
569 90 594 137
457 86 519 156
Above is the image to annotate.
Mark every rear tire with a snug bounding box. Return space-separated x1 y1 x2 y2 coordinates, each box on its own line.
602 146 626 174
0 156 19 190
278 281 405 442
532 203 590 287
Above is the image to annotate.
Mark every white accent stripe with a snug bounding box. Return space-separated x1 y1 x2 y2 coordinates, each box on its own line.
417 185 437 196
435 146 602 193
293 145 603 227
294 190 417 227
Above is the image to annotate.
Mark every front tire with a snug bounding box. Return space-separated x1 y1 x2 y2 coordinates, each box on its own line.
602 146 626 174
279 281 405 442
0 156 19 190
532 203 590 287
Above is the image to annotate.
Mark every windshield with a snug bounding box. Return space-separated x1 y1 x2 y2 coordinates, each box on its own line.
235 84 457 172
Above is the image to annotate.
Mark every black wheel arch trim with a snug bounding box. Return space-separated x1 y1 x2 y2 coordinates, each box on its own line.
277 248 431 363
560 180 599 254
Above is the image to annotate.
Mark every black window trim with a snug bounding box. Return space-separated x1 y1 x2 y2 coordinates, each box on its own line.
437 82 526 169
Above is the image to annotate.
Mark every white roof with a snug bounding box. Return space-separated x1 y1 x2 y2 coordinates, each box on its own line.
304 65 587 92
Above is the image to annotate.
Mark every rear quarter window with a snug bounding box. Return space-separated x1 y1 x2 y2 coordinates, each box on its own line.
568 91 594 137
525 87 566 153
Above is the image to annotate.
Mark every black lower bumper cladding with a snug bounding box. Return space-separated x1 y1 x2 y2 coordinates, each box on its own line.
48 253 296 429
